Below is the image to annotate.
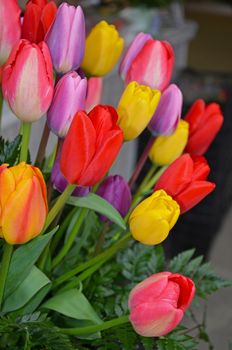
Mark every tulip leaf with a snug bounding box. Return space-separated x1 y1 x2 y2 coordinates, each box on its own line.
3 266 51 312
4 227 58 298
67 193 126 230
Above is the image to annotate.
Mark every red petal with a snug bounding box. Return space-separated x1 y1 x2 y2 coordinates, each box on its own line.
192 156 210 181
169 274 196 311
22 3 42 43
41 1 57 35
184 99 205 135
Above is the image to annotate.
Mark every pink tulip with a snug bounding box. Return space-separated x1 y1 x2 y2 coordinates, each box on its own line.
119 32 174 91
85 77 103 112
129 272 195 337
2 39 54 122
0 0 21 65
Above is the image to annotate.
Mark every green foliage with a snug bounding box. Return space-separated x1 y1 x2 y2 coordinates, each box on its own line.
0 135 21 165
157 326 198 350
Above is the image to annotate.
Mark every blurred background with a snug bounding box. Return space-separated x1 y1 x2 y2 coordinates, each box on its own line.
4 0 232 348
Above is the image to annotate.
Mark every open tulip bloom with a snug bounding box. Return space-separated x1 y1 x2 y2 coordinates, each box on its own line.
0 2 227 348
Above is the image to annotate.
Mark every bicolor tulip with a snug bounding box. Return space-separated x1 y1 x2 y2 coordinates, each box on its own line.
47 71 87 138
97 175 132 221
85 77 103 112
155 154 215 214
149 119 189 166
22 0 57 43
129 272 195 337
117 81 161 141
119 32 174 91
45 3 85 73
184 99 224 155
0 0 21 65
60 105 124 186
129 190 180 245
82 21 124 76
2 39 54 122
0 163 48 245
148 84 183 136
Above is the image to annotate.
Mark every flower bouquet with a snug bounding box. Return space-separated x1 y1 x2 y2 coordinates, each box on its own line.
0 1 229 349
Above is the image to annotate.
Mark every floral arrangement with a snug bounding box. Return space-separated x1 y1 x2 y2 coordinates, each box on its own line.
0 1 229 349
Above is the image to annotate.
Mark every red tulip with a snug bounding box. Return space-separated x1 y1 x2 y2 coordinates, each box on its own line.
184 99 223 155
60 105 123 186
154 154 215 213
22 0 57 44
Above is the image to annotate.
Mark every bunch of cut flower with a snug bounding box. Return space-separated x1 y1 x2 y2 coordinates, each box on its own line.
0 1 229 349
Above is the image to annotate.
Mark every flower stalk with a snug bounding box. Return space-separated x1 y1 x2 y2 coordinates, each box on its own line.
20 122 31 162
0 243 13 309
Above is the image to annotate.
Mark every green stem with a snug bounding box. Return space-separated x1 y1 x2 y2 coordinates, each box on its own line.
137 164 157 193
20 122 32 162
51 208 88 269
94 222 109 255
60 315 129 335
0 89 3 132
0 243 13 309
53 233 131 288
35 123 50 167
142 165 167 193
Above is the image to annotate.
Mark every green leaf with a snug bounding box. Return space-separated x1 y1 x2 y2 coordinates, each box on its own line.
42 289 102 325
67 193 126 230
0 135 21 165
4 227 58 298
3 266 50 312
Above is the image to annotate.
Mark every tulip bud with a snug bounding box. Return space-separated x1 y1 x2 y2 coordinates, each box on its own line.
155 154 215 214
82 21 124 77
184 99 224 156
149 119 189 166
129 190 180 245
47 72 87 138
119 32 174 91
129 272 195 337
0 163 48 244
97 175 132 221
85 77 103 112
45 3 85 74
2 39 54 122
117 82 161 141
148 84 183 136
22 0 57 43
0 0 21 65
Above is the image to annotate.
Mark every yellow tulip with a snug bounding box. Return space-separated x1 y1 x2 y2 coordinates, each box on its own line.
129 190 180 245
149 119 189 166
81 21 124 76
117 82 161 141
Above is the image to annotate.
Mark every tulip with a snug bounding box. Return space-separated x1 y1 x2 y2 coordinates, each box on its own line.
45 3 85 74
184 99 224 155
85 77 103 112
117 82 161 141
96 175 132 221
119 32 174 91
129 190 180 245
22 0 57 44
129 272 195 337
155 154 215 214
148 84 183 136
0 163 48 245
149 119 189 166
81 21 124 76
2 39 54 122
0 0 21 65
60 105 124 186
47 72 87 138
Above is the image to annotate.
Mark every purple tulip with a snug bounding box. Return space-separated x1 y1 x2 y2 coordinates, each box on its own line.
47 71 87 138
45 3 85 74
97 175 132 222
148 84 183 136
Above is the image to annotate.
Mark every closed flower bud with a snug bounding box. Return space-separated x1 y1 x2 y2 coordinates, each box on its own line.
85 77 103 112
148 84 183 136
97 175 132 221
129 272 195 337
2 39 54 122
0 0 21 65
117 81 161 141
149 119 189 166
0 163 48 244
184 99 224 155
45 3 85 73
82 21 124 77
47 72 87 138
129 190 180 245
119 32 174 91
155 154 215 213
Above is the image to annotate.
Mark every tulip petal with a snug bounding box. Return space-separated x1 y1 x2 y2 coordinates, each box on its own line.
169 274 196 311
